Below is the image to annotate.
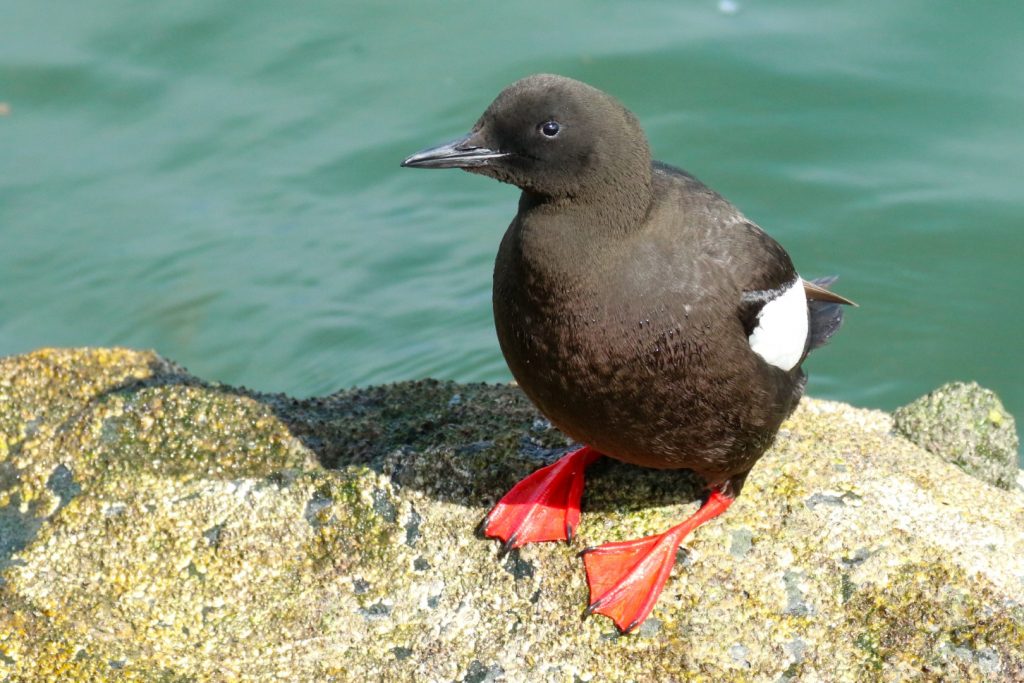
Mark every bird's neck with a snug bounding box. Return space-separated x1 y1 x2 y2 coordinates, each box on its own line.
517 165 653 240
509 167 653 292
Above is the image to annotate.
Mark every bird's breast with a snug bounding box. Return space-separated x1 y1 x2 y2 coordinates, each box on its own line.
491 212 796 475
493 222 703 454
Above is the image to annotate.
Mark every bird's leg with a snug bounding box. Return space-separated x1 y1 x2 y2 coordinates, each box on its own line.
481 445 602 550
580 479 739 634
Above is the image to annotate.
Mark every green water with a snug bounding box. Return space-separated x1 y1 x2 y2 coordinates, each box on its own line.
2 2 1022 462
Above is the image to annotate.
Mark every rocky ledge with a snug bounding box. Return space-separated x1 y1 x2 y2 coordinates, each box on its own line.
0 348 1022 682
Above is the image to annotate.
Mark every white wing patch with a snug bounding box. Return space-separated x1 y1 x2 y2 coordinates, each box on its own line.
748 278 808 371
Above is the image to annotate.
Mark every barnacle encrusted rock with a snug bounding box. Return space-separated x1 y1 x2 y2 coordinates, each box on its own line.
893 381 1019 490
1 348 1022 681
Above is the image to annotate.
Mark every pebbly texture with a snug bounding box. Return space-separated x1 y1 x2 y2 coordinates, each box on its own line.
0 348 1022 682
893 381 1019 490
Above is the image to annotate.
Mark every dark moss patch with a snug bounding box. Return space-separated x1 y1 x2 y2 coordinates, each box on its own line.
502 551 535 580
464 660 504 683
405 507 422 547
371 487 397 523
0 494 41 570
45 464 80 511
847 562 1024 679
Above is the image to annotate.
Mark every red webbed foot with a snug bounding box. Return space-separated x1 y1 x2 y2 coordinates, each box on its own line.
481 445 601 550
581 489 734 634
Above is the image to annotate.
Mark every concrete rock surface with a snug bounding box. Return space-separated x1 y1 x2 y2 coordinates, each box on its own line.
893 381 1019 490
0 348 1022 682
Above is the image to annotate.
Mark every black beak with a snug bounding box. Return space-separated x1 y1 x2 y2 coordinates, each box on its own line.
401 132 508 169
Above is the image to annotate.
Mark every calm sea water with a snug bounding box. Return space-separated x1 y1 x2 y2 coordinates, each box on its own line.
2 2 1021 462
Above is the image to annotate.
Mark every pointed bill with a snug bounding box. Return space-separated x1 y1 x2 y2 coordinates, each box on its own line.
401 133 509 169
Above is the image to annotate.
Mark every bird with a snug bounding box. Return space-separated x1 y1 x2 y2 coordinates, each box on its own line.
401 74 854 634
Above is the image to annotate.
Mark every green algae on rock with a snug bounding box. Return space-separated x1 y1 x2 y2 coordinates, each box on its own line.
893 381 1019 490
1 348 1023 681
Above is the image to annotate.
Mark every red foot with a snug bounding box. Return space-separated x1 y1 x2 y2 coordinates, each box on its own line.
581 490 734 633
481 445 601 550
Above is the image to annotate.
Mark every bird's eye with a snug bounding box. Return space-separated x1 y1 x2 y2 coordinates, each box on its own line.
540 121 561 137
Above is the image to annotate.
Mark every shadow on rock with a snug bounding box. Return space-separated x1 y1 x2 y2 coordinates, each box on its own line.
94 358 705 514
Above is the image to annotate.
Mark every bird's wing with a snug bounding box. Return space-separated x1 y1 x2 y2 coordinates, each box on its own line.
728 221 800 338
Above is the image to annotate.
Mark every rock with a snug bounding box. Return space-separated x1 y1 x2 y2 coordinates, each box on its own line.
0 348 1022 681
893 381 1019 490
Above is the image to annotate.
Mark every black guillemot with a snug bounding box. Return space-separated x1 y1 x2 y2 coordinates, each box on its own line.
402 73 855 634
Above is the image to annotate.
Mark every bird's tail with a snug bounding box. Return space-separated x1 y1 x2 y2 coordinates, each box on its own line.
805 276 851 351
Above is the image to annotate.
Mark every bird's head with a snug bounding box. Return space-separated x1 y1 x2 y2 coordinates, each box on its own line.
402 74 652 202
